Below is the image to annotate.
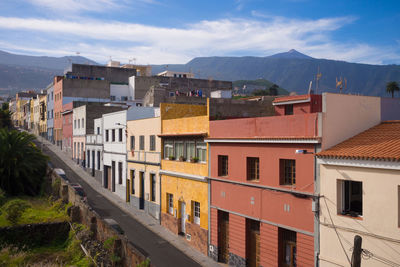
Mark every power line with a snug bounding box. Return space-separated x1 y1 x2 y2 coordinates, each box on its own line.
322 196 352 265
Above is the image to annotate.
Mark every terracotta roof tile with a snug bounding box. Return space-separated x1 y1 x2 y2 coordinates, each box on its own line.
317 121 400 161
273 94 310 103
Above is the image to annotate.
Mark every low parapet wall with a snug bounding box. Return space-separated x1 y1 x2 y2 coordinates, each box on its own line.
51 170 151 266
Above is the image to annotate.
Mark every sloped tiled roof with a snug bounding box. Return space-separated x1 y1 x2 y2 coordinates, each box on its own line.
273 94 310 103
317 121 400 161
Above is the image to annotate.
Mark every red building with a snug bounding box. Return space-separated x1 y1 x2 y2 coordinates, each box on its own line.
61 102 74 157
207 94 322 267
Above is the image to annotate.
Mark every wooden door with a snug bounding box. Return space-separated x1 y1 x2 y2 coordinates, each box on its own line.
139 172 144 209
218 211 229 263
246 219 260 267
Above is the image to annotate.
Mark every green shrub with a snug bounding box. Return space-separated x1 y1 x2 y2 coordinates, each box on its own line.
3 199 31 225
0 189 6 207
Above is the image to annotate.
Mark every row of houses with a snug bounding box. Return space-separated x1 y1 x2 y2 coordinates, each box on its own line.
80 93 400 267
9 62 400 266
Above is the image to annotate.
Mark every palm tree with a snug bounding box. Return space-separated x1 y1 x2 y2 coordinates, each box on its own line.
0 129 48 196
386 81 400 98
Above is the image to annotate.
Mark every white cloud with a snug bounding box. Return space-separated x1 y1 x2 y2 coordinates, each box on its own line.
0 15 398 64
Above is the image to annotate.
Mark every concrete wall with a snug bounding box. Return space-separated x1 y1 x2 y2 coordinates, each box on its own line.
110 84 132 101
319 163 400 267
69 63 137 84
322 93 381 150
381 97 400 121
209 113 319 139
62 78 110 99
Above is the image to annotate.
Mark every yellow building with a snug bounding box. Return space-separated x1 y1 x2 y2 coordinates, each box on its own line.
159 102 210 255
126 114 162 220
39 93 47 138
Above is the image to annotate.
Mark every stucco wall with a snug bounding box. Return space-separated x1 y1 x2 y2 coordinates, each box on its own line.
322 93 381 150
319 163 400 267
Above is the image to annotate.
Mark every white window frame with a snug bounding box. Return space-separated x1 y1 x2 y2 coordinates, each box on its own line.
193 201 200 225
168 193 174 214
196 142 207 163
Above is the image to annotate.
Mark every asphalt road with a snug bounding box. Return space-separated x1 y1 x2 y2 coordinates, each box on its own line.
39 141 201 267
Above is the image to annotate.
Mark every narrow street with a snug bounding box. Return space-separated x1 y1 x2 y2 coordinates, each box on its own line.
39 141 202 267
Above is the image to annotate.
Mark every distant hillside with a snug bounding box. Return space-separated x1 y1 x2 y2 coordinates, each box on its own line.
152 50 400 96
233 79 288 95
0 63 58 91
0 50 97 70
0 50 98 93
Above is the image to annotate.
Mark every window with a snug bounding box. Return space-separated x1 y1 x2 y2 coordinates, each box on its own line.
112 129 115 142
130 170 135 194
118 162 123 184
285 104 294 115
279 228 296 267
82 118 84 128
97 127 100 135
119 128 123 142
149 135 156 151
338 180 362 216
51 92 53 100
139 135 145 150
247 157 259 181
175 142 184 158
97 151 100 170
218 155 228 176
164 141 174 158
78 119 80 128
280 159 296 185
105 130 109 142
110 95 116 101
87 150 90 168
150 173 156 202
192 201 200 225
121 96 128 101
167 193 174 214
186 141 195 161
196 142 207 162
130 136 135 150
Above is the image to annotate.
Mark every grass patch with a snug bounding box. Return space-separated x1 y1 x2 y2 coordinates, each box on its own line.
0 197 69 227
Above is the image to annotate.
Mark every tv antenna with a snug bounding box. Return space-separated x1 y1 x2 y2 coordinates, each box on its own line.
315 66 322 94
128 58 137 65
336 77 347 94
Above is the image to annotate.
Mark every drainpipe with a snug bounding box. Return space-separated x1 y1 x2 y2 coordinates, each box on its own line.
314 144 321 267
207 142 211 257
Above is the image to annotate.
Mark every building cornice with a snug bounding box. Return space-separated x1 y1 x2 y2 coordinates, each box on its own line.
127 159 160 166
272 98 311 106
317 158 400 170
208 176 315 197
159 170 207 182
204 138 320 144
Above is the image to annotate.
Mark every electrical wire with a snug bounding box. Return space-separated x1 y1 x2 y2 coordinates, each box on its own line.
362 249 400 267
322 196 352 265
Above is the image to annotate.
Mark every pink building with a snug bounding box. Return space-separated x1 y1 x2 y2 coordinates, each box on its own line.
62 102 74 158
207 95 321 267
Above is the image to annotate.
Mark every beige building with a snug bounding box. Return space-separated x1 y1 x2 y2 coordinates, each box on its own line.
317 121 400 267
126 115 161 220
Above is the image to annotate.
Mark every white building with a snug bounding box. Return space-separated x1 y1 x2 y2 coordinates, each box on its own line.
102 107 159 200
86 118 104 184
157 70 194 78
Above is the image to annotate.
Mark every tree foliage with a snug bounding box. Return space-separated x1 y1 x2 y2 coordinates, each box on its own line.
2 199 31 225
0 103 12 129
386 81 400 98
0 129 48 196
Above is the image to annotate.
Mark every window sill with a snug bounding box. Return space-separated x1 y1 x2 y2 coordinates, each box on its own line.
337 213 363 220
246 179 260 182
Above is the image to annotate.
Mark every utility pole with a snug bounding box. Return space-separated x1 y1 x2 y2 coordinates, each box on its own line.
351 235 362 267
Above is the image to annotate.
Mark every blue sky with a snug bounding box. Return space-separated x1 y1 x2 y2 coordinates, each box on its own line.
0 0 399 65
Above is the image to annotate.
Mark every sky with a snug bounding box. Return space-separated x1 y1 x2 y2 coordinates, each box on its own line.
0 0 399 65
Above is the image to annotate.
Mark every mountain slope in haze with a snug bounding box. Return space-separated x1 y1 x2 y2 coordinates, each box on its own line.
0 50 98 70
153 50 400 97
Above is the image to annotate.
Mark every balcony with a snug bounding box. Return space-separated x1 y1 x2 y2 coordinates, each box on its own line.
128 150 161 164
86 134 103 144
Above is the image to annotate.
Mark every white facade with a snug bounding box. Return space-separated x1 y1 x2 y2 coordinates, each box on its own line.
72 105 87 164
103 107 161 200
157 70 194 78
210 90 232 99
103 110 128 199
86 117 104 184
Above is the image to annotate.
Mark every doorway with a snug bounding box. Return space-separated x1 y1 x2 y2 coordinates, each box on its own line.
218 210 229 263
111 161 115 192
246 219 260 267
92 150 95 177
279 228 297 267
139 172 145 210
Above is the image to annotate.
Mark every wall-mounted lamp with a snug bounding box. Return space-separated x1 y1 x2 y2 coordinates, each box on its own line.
295 149 307 154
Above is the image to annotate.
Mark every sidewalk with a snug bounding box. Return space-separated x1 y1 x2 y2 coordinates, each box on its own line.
37 135 221 267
